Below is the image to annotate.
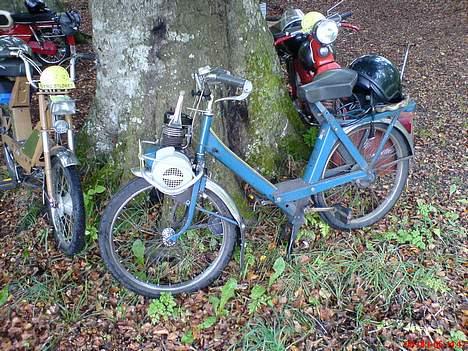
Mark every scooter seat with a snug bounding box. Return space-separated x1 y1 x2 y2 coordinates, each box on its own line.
298 69 358 104
11 12 55 23
0 58 26 77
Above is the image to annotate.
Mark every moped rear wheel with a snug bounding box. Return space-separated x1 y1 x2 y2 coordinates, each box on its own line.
99 177 237 297
314 123 410 230
35 33 71 65
47 157 85 255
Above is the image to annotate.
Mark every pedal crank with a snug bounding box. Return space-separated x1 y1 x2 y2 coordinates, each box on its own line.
304 206 335 213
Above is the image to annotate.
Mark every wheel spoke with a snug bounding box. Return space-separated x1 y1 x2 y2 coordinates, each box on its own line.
102 180 234 292
316 124 409 228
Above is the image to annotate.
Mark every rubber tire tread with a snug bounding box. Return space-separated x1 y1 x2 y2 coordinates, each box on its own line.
99 177 237 297
48 157 86 256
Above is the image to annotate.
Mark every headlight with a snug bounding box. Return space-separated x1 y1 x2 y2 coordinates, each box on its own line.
50 95 76 115
315 20 339 45
53 119 69 134
319 46 330 57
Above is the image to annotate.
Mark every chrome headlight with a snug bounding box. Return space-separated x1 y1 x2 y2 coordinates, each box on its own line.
53 119 69 134
50 95 76 115
315 20 339 45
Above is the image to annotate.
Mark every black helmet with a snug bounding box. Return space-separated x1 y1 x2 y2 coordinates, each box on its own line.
349 55 402 104
24 0 47 14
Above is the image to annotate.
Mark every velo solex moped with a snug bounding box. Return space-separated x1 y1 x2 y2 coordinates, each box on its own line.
99 66 416 297
0 37 85 255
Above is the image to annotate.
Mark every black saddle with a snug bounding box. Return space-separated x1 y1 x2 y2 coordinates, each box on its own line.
298 69 358 104
11 12 55 23
0 59 26 77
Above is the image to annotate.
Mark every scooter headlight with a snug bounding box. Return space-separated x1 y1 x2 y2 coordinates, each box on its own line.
315 20 339 45
53 119 69 134
50 95 76 115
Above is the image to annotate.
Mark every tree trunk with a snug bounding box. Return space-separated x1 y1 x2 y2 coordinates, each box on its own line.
88 0 303 212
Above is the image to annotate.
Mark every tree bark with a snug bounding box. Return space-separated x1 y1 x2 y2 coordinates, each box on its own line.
88 0 303 211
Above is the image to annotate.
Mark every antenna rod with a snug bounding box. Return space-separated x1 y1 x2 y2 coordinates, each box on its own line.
400 43 411 80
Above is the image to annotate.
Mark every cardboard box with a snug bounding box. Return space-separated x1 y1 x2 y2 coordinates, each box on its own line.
9 77 30 108
11 107 32 141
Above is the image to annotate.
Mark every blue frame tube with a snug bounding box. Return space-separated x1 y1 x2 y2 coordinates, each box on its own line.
204 131 278 201
193 102 407 217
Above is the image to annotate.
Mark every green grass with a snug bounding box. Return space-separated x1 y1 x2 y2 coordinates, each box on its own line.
276 237 451 310
17 194 43 232
232 315 290 351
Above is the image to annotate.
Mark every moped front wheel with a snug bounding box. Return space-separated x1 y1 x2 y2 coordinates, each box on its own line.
47 157 86 255
99 177 237 297
314 123 410 230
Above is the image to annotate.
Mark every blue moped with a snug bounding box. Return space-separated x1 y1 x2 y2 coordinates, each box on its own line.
99 66 415 297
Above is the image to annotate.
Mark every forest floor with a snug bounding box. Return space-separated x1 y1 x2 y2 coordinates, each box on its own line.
0 0 467 350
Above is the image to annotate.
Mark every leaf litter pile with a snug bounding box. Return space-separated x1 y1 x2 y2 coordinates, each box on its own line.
0 0 466 350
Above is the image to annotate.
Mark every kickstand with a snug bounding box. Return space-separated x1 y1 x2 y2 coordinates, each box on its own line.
286 223 300 259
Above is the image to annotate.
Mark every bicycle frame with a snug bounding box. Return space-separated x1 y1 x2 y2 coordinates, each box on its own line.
163 91 415 243
200 103 393 216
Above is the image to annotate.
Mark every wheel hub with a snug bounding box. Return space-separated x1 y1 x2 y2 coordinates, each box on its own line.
56 192 73 217
356 171 376 188
162 227 176 247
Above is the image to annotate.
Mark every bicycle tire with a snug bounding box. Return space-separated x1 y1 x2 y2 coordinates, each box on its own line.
99 177 237 297
314 122 410 230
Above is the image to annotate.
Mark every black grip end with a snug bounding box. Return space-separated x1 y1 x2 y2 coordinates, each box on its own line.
341 11 353 20
216 73 246 89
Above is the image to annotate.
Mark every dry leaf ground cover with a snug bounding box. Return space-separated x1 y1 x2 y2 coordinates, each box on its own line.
0 0 467 350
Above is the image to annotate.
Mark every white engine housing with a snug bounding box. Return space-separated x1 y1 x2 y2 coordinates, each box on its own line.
148 147 195 195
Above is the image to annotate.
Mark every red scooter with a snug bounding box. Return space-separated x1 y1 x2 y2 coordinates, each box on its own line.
268 7 359 123
0 0 80 65
268 5 413 137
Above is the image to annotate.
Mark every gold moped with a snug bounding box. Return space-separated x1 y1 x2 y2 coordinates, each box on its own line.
0 37 85 255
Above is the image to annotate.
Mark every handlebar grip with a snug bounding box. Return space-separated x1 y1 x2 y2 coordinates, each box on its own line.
215 72 246 89
0 51 15 59
340 11 353 20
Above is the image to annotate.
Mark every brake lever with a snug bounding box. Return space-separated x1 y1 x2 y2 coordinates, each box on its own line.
215 80 253 103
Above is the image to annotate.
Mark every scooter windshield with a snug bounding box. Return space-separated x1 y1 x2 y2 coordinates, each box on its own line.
279 9 304 32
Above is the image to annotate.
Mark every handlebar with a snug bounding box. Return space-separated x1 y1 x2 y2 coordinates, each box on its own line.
340 11 353 20
196 66 253 102
207 68 247 89
0 50 39 88
328 11 353 23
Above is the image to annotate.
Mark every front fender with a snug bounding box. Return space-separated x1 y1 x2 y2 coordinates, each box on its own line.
205 178 248 270
50 146 79 167
205 178 245 231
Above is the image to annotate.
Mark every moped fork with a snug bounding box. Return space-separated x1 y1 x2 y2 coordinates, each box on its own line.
38 93 55 206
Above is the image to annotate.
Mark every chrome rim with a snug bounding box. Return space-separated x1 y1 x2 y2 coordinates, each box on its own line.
320 126 405 225
108 185 228 291
51 163 74 244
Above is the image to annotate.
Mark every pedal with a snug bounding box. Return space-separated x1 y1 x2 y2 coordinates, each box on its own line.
0 178 18 190
305 206 335 213
333 204 352 224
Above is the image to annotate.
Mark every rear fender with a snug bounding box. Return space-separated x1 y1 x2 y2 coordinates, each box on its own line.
343 119 414 156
